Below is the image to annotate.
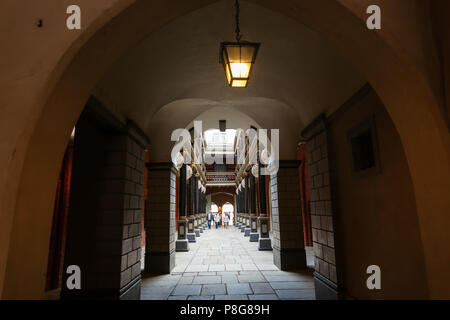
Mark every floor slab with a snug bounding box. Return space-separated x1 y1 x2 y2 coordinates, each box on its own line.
141 226 315 300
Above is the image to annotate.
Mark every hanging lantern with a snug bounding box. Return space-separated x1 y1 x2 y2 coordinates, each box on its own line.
220 42 260 88
219 0 260 88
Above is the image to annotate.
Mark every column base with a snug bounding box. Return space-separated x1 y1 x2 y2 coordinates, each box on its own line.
120 276 142 300
258 238 272 251
194 229 200 237
249 232 259 242
144 250 175 274
175 239 189 252
244 228 251 237
314 272 341 300
240 226 246 232
187 233 196 243
236 223 241 228
199 226 204 233
273 247 307 270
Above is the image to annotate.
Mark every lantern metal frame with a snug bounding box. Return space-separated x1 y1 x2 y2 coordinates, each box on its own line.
219 0 260 88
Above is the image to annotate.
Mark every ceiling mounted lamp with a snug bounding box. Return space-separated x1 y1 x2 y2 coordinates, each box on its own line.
220 0 260 88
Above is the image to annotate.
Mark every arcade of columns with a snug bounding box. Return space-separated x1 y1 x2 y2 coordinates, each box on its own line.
174 130 272 252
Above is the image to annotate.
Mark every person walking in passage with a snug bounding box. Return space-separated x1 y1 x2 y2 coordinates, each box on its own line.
214 212 221 229
223 213 229 229
207 211 213 229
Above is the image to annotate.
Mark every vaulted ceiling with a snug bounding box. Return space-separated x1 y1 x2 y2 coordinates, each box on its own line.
93 0 365 161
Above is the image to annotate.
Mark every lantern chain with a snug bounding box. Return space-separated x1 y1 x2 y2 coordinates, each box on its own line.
235 0 242 42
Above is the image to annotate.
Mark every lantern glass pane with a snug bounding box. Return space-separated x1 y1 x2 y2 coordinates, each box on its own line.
226 45 255 63
231 79 247 87
225 46 241 62
230 62 251 78
240 44 257 61
225 64 232 84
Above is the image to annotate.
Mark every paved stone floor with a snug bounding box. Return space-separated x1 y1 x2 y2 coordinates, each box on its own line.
141 225 315 300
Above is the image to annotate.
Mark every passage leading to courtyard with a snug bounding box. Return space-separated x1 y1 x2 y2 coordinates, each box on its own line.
142 225 314 300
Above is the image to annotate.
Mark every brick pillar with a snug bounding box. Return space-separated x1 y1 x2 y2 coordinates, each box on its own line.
61 102 146 300
271 160 307 270
306 128 339 299
144 163 176 274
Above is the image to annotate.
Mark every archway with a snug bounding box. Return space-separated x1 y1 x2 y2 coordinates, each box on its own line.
1 0 449 299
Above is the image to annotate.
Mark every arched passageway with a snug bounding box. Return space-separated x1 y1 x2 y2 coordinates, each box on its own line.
1 0 449 299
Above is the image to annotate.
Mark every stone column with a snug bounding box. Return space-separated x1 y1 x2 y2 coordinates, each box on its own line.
144 163 176 274
61 106 146 300
271 161 307 270
186 171 196 242
258 166 272 251
249 174 259 242
175 164 189 252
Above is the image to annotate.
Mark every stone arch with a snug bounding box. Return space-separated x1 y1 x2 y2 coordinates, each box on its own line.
1 0 449 299
211 192 235 208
